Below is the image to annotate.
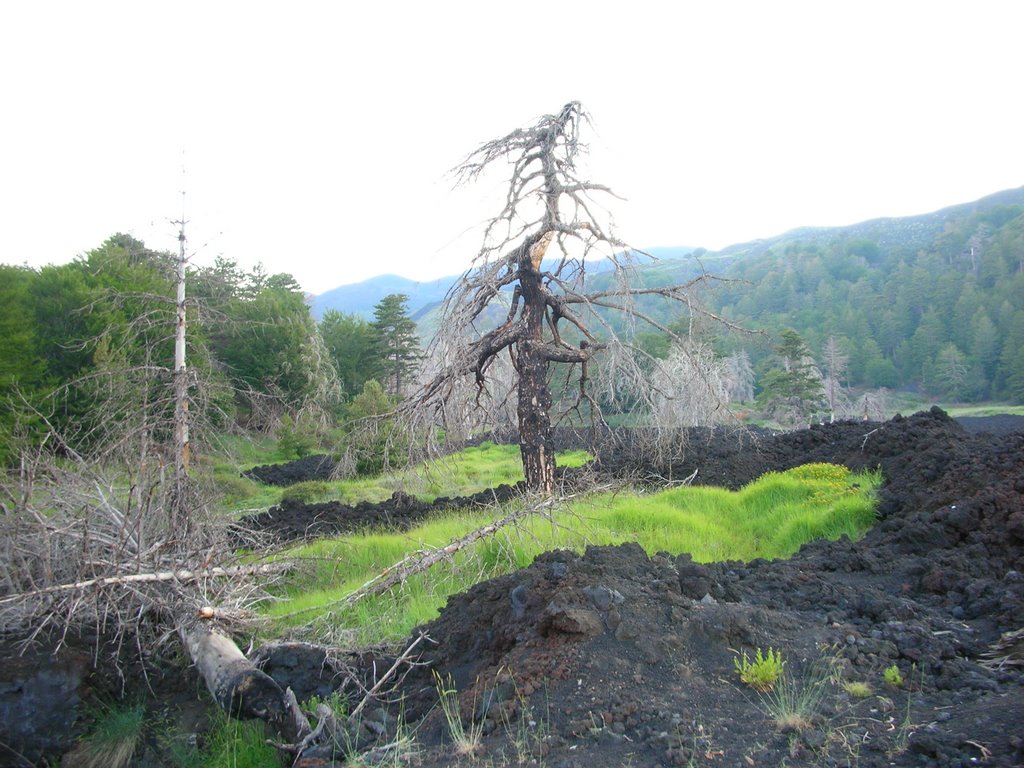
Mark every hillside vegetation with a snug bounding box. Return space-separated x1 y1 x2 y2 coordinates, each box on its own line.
707 190 1024 402
409 186 1024 405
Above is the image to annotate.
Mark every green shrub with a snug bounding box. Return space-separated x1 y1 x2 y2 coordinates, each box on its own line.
281 480 333 504
735 647 785 691
276 414 320 460
344 380 407 476
214 473 263 505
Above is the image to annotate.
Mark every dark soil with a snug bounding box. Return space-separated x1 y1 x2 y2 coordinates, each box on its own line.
237 484 522 543
244 454 337 486
288 409 1024 768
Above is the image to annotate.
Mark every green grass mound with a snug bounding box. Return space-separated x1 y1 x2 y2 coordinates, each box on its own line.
266 463 880 646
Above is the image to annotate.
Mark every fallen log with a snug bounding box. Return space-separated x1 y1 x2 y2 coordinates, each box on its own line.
179 620 310 744
0 563 290 607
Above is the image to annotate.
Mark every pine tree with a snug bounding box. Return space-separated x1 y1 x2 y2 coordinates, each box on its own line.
320 310 379 400
757 329 825 426
371 294 421 396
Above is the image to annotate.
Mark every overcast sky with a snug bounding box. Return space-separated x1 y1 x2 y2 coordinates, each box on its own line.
2 1 1022 293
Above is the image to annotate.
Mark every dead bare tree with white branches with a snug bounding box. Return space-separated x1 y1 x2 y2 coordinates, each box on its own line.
405 102 735 493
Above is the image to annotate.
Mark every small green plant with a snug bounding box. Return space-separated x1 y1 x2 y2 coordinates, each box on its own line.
65 700 145 768
889 664 919 756
843 680 873 699
734 647 785 692
192 709 281 768
434 671 484 756
883 664 904 688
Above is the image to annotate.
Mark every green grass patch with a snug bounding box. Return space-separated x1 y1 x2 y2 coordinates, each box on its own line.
169 709 279 768
333 442 590 504
883 393 1024 419
265 463 881 646
942 403 1024 417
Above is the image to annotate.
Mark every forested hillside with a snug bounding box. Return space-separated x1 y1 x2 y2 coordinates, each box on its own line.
400 186 1024 406
704 188 1024 402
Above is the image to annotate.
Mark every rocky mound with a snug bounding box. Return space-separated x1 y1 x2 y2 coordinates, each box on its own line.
238 484 522 542
243 453 336 486
295 409 1024 767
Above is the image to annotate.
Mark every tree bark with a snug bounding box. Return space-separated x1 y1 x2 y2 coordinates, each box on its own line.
517 339 555 494
172 217 190 536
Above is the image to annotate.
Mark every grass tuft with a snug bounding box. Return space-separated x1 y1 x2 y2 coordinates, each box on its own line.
182 709 280 768
757 659 835 732
64 701 145 768
434 671 485 756
843 680 873 699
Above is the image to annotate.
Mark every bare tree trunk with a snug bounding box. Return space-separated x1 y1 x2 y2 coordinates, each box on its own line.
172 216 190 534
517 245 556 494
517 340 555 494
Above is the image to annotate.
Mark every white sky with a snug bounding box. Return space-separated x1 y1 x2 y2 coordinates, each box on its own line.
2 1 1022 293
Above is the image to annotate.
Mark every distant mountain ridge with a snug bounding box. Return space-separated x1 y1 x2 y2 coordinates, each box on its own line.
310 185 1024 320
310 273 453 320
310 247 701 320
713 185 1024 262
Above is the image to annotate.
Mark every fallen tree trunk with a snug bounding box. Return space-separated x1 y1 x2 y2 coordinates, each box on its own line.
179 621 310 744
0 563 289 607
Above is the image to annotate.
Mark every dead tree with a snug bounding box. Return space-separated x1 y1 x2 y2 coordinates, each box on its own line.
172 211 191 535
407 102 730 493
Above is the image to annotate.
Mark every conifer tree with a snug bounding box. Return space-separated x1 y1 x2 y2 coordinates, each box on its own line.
758 328 825 426
371 293 421 396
